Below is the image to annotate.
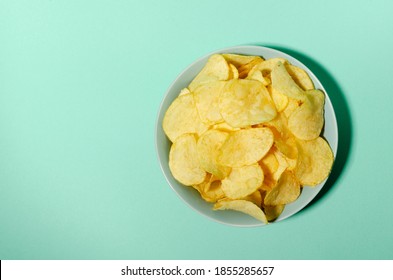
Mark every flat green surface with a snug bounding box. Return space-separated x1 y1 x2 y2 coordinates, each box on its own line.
1 0 392 259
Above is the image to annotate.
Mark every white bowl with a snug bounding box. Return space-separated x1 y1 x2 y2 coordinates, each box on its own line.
156 45 338 227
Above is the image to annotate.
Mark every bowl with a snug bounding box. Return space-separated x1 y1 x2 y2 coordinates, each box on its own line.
155 45 338 227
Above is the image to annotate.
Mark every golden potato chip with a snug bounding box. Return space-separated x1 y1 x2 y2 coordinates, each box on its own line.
214 199 268 223
219 127 274 167
219 79 277 128
246 69 270 86
248 57 288 78
244 190 262 208
222 53 264 68
178 87 191 96
268 85 289 112
288 89 325 140
264 114 298 170
197 129 231 179
228 63 239 79
264 171 300 206
263 204 285 222
271 61 304 100
193 81 225 125
221 164 263 199
212 122 240 132
259 146 288 191
294 137 334 186
169 134 206 186
274 136 298 170
189 54 230 91
259 159 277 191
283 97 301 118
193 175 225 203
286 65 314 90
222 53 264 78
163 94 209 142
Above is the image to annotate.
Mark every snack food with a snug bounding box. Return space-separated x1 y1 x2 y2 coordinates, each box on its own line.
162 53 334 224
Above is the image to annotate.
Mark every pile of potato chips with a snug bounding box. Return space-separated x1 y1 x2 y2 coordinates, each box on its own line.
163 53 334 224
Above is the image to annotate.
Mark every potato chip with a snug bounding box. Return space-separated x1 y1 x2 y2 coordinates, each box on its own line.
219 79 277 128
228 63 239 79
248 57 288 78
263 114 298 170
268 85 289 112
178 87 191 96
283 97 301 118
286 65 314 90
214 199 268 223
294 137 334 186
222 164 263 199
263 204 285 222
219 127 274 167
244 190 262 208
264 171 300 206
259 146 288 191
271 61 304 100
189 54 230 91
222 53 264 78
197 129 231 179
212 122 240 132
222 53 264 68
163 94 209 142
275 136 298 170
193 175 225 203
193 81 225 125
246 69 270 86
169 134 206 186
288 89 325 140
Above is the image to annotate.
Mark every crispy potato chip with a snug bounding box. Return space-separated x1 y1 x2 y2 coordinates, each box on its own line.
264 171 300 206
189 54 230 91
288 89 325 140
259 146 288 191
197 129 231 179
219 127 274 167
246 69 270 86
222 54 264 78
286 65 314 90
178 87 191 96
228 63 239 79
193 175 225 203
212 122 240 132
248 57 288 78
263 114 298 170
169 134 206 186
268 85 289 112
163 94 209 142
194 81 225 125
275 136 298 170
214 199 268 223
294 137 334 186
259 151 278 191
222 164 263 199
283 97 301 118
263 204 285 222
271 61 304 100
244 190 262 208
222 53 264 68
219 79 277 128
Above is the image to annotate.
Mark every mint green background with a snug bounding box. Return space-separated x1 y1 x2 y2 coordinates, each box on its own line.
1 0 392 260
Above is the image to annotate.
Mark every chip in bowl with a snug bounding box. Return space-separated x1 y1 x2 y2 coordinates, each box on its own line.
156 46 338 227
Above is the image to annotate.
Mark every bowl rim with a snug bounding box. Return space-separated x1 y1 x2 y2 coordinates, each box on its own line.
155 45 338 227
